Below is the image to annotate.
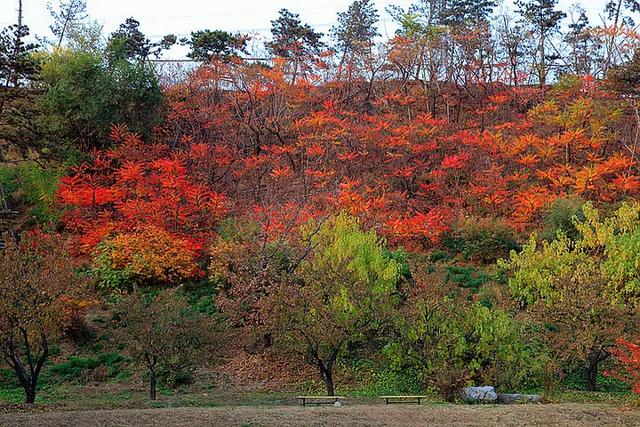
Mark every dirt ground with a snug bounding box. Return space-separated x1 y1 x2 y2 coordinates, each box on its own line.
1 403 639 427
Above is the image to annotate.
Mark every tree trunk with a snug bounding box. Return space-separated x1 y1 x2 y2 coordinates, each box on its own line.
149 373 157 400
6 332 48 404
319 363 335 396
14 366 37 404
25 384 36 404
586 348 610 392
539 27 546 88
586 361 597 392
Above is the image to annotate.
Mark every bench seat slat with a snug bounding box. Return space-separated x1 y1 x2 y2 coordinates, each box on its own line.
297 396 346 399
379 396 428 398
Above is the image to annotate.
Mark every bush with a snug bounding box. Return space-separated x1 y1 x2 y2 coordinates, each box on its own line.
91 226 200 290
605 337 640 394
40 48 163 150
446 265 490 292
390 276 540 401
347 358 423 396
0 163 64 224
448 217 520 263
50 352 127 382
50 356 101 381
540 196 585 242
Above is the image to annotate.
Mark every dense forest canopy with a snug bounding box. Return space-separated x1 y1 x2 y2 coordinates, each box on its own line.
3 0 640 405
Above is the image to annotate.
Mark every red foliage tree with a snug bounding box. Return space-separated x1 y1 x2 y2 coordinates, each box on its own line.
58 125 228 256
606 338 640 394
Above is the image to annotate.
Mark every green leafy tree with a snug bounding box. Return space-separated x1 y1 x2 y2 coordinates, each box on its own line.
390 267 536 401
265 214 404 396
40 48 163 149
500 202 640 391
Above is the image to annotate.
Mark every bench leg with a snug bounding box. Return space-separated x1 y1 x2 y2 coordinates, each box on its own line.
302 398 306 406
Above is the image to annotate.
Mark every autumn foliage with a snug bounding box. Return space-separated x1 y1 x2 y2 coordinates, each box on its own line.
9 0 640 405
58 125 228 255
606 338 640 394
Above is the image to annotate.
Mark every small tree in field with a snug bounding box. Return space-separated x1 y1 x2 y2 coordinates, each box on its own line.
265 214 404 396
0 233 89 403
500 203 640 392
114 288 219 400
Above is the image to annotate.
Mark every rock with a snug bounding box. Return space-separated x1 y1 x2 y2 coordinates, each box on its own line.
334 401 342 407
461 386 498 403
497 393 541 404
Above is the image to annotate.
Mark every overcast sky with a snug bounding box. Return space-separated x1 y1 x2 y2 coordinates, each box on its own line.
0 0 627 58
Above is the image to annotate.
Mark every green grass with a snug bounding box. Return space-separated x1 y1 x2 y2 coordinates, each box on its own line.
0 352 637 409
48 352 127 381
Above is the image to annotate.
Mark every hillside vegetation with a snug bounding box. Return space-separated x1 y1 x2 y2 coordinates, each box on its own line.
2 0 640 412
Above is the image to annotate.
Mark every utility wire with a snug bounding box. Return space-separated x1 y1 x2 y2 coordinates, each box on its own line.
0 0 413 26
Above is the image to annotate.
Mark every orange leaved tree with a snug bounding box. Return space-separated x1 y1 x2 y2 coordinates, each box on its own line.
0 233 90 403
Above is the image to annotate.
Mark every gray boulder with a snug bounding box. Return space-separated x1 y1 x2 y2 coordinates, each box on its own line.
461 386 498 403
497 393 541 404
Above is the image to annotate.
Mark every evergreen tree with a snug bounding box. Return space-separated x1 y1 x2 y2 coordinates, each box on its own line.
182 30 248 62
564 7 598 76
331 0 379 61
267 9 324 58
107 17 175 62
441 0 496 28
516 0 566 86
47 0 87 48
0 0 41 157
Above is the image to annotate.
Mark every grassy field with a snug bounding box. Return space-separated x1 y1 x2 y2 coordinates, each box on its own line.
2 361 639 426
1 331 638 426
1 403 640 426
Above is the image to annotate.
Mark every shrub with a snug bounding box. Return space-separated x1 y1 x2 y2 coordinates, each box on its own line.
390 269 539 401
448 217 519 263
605 337 640 394
50 352 127 382
50 356 101 380
446 265 490 292
91 226 200 290
540 196 585 242
0 163 64 224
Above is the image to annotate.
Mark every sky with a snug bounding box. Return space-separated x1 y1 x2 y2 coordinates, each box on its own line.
0 0 625 58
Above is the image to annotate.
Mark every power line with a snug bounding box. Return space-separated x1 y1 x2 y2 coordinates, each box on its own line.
0 0 412 26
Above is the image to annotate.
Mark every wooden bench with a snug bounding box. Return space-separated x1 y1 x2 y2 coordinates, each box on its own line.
297 396 346 406
380 395 428 405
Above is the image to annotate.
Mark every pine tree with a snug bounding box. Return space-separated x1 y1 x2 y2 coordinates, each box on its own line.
267 9 324 59
47 0 87 48
516 0 566 87
182 30 248 62
331 0 379 62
